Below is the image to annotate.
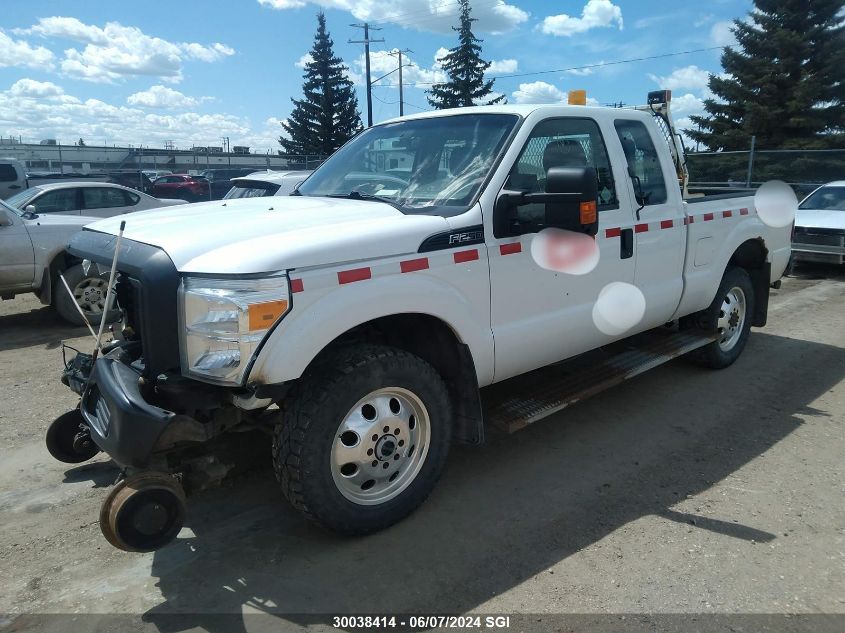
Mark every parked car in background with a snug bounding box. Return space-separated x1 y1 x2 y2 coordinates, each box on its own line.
0 198 117 325
0 158 28 199
199 168 256 199
106 171 153 193
5 181 185 218
142 169 172 182
792 181 845 265
150 174 210 202
223 170 313 199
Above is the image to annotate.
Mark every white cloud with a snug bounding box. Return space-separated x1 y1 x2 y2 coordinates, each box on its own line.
670 93 706 119
512 81 565 104
566 66 594 76
0 30 55 69
488 58 518 74
0 80 282 153
354 49 446 88
541 0 623 37
295 53 313 69
649 65 710 92
15 17 234 83
710 20 736 47
127 85 210 109
258 0 529 34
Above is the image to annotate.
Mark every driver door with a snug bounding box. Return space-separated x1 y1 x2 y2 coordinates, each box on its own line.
488 116 638 382
0 209 34 289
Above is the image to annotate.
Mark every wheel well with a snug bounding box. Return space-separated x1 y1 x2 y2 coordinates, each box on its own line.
728 238 770 327
39 251 80 305
312 314 485 445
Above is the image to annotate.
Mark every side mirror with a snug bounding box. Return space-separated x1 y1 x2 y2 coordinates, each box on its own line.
494 166 599 237
25 204 37 214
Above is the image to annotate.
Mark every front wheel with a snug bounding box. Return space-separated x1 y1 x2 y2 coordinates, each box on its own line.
687 267 755 369
273 344 452 535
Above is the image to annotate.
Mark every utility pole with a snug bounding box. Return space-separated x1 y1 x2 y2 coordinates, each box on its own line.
349 23 384 127
389 49 412 117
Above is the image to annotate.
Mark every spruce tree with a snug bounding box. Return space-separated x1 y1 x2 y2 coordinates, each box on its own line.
688 0 844 151
427 0 505 109
280 12 362 156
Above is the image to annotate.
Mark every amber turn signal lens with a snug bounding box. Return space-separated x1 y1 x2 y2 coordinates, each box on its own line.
579 200 597 224
248 299 289 331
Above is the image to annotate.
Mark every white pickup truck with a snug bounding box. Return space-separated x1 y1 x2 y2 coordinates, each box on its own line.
48 95 791 552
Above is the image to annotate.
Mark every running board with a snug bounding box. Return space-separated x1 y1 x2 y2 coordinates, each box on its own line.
482 328 717 434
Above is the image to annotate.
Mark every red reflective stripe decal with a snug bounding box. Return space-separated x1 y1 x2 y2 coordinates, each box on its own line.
400 257 429 273
453 249 479 263
500 242 522 256
740 207 749 215
605 227 621 238
723 210 733 218
660 219 674 229
703 212 715 221
337 267 371 284
634 223 649 233
290 278 304 293
686 216 694 224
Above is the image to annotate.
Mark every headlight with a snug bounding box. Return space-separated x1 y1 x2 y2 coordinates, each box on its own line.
179 275 290 385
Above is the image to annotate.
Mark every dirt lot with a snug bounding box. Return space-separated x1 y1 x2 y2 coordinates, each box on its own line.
1 264 843 632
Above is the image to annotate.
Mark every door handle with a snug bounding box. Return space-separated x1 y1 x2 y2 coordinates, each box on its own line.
620 228 634 259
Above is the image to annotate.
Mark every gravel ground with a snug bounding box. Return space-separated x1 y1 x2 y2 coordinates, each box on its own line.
0 263 843 632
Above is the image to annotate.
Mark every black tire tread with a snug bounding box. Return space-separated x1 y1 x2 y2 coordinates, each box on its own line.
272 343 451 534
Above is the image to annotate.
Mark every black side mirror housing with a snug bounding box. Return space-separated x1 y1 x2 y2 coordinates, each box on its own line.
494 166 599 237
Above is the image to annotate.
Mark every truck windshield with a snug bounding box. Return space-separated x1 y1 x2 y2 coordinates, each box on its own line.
297 113 518 216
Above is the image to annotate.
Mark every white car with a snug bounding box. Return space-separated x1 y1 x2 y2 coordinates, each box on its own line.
0 199 117 325
5 181 186 218
223 170 313 199
142 169 172 181
50 98 791 552
792 181 845 265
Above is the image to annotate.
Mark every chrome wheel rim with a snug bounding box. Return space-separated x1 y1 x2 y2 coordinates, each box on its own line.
73 277 108 315
717 286 746 352
330 387 430 506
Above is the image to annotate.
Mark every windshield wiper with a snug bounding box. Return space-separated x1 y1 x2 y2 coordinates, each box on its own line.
324 191 404 211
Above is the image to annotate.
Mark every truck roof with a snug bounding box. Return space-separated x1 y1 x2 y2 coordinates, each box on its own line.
381 104 649 125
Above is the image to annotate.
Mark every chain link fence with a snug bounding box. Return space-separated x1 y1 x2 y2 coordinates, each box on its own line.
686 147 845 197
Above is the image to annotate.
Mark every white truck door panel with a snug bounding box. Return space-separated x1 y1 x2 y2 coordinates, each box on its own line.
0 211 35 288
487 116 637 383
613 117 685 330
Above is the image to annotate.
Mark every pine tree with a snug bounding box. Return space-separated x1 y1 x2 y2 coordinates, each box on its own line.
688 0 844 151
427 0 505 109
280 12 362 156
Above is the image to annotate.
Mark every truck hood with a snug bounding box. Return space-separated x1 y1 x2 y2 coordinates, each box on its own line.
83 196 450 273
795 208 845 231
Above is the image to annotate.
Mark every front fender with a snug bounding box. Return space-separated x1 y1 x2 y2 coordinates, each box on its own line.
247 272 494 386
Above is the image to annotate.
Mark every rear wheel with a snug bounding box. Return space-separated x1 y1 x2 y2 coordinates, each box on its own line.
53 263 120 327
687 267 755 369
273 344 452 535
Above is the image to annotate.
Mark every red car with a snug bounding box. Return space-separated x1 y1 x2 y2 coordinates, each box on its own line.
149 174 210 202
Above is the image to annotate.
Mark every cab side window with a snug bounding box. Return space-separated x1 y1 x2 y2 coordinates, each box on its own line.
501 117 617 235
614 119 667 206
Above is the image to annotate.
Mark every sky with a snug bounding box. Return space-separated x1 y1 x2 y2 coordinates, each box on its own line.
0 0 750 153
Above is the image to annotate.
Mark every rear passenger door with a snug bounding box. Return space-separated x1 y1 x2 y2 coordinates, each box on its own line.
613 117 686 329
487 116 638 382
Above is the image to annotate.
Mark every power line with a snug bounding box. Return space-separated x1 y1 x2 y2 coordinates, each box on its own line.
409 46 727 85
349 23 385 127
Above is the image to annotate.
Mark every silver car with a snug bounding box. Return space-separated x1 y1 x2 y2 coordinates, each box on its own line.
792 181 845 265
5 181 185 218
